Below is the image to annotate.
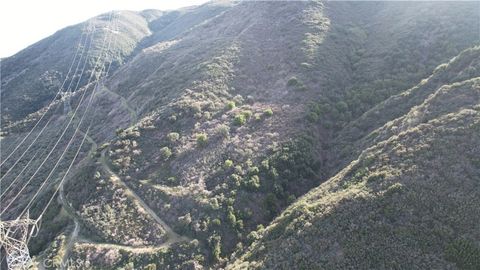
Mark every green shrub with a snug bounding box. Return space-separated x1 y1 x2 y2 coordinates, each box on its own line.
265 193 278 216
264 108 274 117
261 159 269 169
234 165 244 175
145 264 157 270
190 102 202 113
287 77 299 87
287 194 296 204
234 114 247 126
115 128 124 136
260 136 320 210
247 231 260 244
226 101 236 110
209 234 222 262
160 147 172 160
166 177 178 185
306 101 331 123
236 219 244 230
209 198 220 210
366 172 386 183
385 183 404 196
227 207 237 226
335 101 348 112
245 175 261 190
287 76 307 91
224 159 234 169
242 110 253 119
216 124 230 138
168 114 177 122
211 218 221 226
297 85 308 91
233 95 244 105
306 112 320 123
125 262 135 270
167 132 180 142
230 174 242 187
248 166 260 175
196 133 208 147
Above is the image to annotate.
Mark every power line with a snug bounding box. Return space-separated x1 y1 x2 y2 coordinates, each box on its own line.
37 13 120 222
0 20 91 168
0 98 73 201
0 150 40 199
1 11 119 269
0 12 115 217
0 21 95 183
5 11 118 218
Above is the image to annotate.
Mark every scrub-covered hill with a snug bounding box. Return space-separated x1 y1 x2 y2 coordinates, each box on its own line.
228 64 480 270
0 1 479 269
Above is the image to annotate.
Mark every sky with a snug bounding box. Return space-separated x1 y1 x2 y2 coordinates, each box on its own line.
0 0 208 57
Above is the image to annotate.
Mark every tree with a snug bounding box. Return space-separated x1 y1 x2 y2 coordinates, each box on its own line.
227 210 237 226
208 234 222 262
245 175 260 190
265 193 278 217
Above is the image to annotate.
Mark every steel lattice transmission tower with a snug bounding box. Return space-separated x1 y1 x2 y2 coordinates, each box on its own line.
0 211 38 270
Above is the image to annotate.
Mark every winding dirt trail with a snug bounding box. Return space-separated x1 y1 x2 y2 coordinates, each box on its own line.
58 129 96 270
54 88 189 265
99 149 191 245
55 146 190 268
58 185 81 270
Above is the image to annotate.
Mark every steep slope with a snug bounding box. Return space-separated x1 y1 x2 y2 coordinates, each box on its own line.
0 1 230 125
331 46 480 172
0 3 232 264
0 1 479 269
139 1 234 49
0 11 155 123
303 1 479 130
59 2 479 268
60 2 329 266
228 75 480 269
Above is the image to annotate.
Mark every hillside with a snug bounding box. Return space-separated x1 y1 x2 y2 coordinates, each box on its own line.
228 67 480 270
0 1 479 269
